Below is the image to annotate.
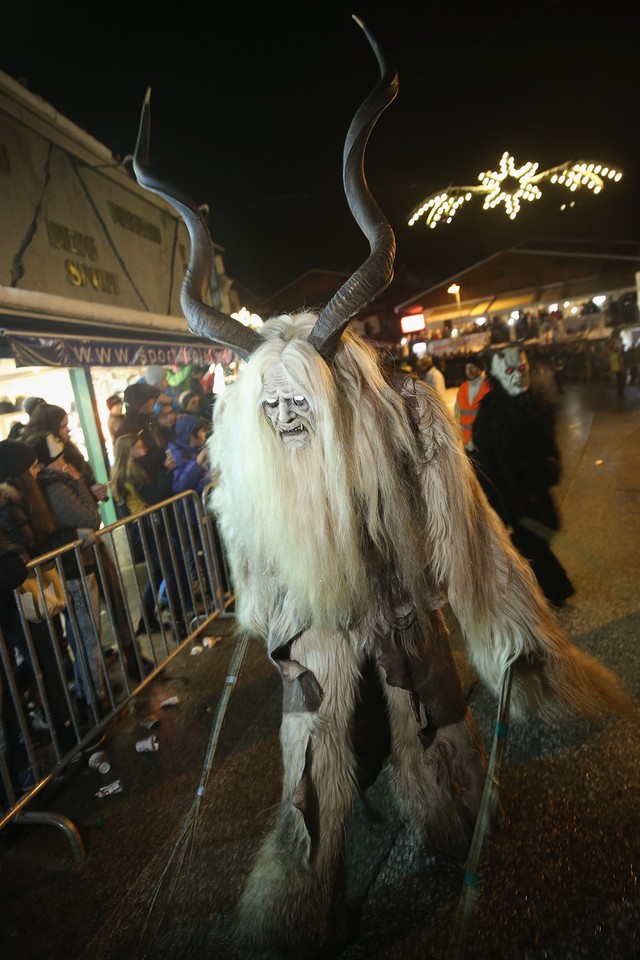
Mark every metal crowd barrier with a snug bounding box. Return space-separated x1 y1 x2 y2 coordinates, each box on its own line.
0 489 234 856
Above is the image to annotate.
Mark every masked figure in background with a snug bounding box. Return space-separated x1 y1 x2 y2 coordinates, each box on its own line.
472 344 575 607
133 17 629 958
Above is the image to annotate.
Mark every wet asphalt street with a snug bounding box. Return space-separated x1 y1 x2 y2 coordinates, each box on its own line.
0 378 639 960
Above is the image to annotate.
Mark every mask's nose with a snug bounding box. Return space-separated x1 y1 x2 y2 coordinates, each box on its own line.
279 397 296 424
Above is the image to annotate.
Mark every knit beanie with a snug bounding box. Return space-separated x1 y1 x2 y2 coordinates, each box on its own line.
123 383 160 414
0 439 37 482
25 403 67 435
465 353 485 370
144 365 168 387
23 396 45 417
178 390 200 412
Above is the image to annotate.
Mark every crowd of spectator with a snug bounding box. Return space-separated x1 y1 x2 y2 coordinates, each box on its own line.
0 361 217 802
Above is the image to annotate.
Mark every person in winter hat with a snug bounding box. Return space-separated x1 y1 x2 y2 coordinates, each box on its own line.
168 415 209 498
143 365 169 390
0 438 39 482
22 396 46 418
122 383 160 416
6 396 45 442
117 383 174 477
177 389 203 415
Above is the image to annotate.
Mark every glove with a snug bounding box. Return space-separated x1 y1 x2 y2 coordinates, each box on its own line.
77 528 97 545
0 552 29 596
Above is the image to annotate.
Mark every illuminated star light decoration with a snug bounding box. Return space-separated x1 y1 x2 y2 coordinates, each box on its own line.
408 152 622 229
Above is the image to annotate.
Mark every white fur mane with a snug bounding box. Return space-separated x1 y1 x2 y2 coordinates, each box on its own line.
208 312 434 629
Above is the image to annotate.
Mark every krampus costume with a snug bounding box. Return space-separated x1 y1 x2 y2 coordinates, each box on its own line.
472 343 576 606
132 17 630 958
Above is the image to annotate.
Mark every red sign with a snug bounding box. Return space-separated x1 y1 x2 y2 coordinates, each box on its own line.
400 313 426 334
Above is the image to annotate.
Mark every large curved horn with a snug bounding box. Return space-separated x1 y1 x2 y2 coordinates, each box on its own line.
307 15 398 360
132 90 266 360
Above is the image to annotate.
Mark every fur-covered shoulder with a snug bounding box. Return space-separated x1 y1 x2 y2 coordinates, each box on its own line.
390 370 449 417
394 373 463 463
0 482 22 508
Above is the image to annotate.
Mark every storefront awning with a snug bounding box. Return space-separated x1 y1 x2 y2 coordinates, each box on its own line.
3 331 227 369
424 299 493 325
0 286 236 368
486 292 537 313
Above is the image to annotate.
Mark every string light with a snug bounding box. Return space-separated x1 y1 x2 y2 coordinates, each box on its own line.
408 153 622 229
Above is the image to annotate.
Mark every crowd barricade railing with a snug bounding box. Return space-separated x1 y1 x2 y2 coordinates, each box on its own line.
0 489 235 856
201 481 234 615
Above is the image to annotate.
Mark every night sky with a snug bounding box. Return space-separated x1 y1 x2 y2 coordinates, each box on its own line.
2 3 637 299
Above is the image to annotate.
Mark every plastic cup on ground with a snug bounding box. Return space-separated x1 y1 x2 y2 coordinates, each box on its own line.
136 734 159 753
88 750 111 774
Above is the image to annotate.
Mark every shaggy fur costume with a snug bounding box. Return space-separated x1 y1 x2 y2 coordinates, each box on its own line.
131 18 631 956
207 314 630 956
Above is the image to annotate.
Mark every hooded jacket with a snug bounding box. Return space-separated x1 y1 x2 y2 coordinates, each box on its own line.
168 415 209 497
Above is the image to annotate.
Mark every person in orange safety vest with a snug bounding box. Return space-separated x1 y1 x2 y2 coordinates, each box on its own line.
454 354 491 453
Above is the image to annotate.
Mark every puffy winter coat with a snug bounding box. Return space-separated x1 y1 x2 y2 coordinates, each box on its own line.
168 415 209 498
0 482 77 561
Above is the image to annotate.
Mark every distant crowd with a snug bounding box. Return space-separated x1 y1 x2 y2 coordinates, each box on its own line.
394 338 638 395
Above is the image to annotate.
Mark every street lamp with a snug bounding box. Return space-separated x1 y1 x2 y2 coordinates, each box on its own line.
447 283 461 318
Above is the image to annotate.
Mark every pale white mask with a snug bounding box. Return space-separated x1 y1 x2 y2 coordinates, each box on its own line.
261 364 315 449
490 347 530 396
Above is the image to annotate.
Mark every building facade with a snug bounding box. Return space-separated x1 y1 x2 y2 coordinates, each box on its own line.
0 70 242 521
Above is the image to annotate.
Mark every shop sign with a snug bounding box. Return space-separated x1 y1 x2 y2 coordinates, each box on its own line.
6 334 222 369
